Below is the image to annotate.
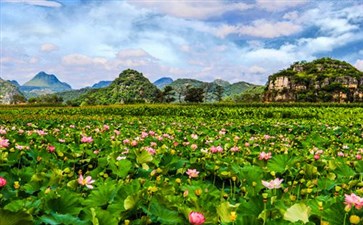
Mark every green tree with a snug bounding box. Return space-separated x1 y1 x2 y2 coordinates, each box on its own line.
185 87 204 103
214 85 224 102
162 85 175 103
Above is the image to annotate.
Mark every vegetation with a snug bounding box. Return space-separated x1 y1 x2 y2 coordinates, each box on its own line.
0 105 363 224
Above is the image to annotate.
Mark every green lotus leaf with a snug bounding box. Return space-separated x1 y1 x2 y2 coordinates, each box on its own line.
0 209 33 225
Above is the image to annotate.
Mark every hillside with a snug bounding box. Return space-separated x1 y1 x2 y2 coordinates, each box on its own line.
0 78 26 104
20 72 72 98
74 69 159 105
168 78 259 102
264 58 363 102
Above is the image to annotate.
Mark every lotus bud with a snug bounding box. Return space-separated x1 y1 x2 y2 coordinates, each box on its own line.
230 211 237 222
270 171 276 176
156 168 163 173
175 178 181 184
232 176 237 182
195 189 202 196
252 181 257 187
14 181 20 189
335 186 342 192
289 195 296 201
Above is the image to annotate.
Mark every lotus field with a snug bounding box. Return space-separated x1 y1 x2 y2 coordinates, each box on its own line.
2 104 363 225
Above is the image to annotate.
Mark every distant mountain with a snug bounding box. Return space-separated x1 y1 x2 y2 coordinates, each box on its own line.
224 81 255 96
92 81 112 89
74 69 159 105
0 78 25 104
8 80 20 87
153 77 173 89
20 71 72 98
168 78 260 102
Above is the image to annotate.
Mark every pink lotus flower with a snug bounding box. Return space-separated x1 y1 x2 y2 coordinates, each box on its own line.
78 174 95 189
0 137 9 148
48 145 55 153
191 144 198 150
357 154 362 160
186 169 199 179
259 152 272 160
103 125 110 130
145 147 156 155
141 132 148 139
345 193 363 210
230 146 240 152
210 146 223 153
189 212 205 225
262 178 283 189
81 136 93 143
191 134 198 140
244 142 250 147
36 130 47 136
0 129 7 135
131 140 138 146
149 130 155 136
0 177 6 187
314 154 320 160
337 152 345 157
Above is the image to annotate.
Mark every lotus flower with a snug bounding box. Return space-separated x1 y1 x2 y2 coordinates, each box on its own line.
262 178 283 189
0 177 6 187
0 137 9 148
81 136 93 143
186 169 199 179
345 193 363 210
189 212 205 225
259 151 272 160
78 174 95 189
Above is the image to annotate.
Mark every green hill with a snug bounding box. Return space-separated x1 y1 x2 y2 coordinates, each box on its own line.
75 69 159 105
264 58 363 102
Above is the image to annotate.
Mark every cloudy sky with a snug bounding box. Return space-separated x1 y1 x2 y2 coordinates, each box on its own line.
1 0 363 89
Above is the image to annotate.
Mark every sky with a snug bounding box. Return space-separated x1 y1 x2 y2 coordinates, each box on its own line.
1 0 363 89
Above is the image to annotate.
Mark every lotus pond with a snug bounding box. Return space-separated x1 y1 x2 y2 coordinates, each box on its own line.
1 104 363 225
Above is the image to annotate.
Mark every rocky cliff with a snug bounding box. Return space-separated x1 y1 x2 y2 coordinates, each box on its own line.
0 78 25 104
264 58 363 102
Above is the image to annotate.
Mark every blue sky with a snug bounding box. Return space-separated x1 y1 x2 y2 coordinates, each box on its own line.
1 0 363 89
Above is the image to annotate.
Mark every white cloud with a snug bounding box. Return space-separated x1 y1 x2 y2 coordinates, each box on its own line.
29 57 39 64
283 11 299 20
62 54 96 66
40 43 58 52
355 59 363 71
215 20 302 38
256 0 308 12
248 66 266 74
128 0 252 19
3 0 61 7
117 49 151 59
